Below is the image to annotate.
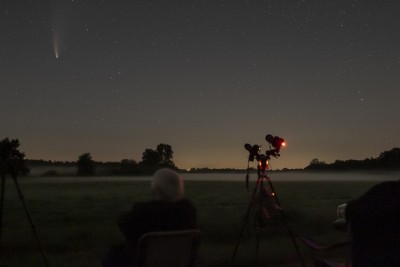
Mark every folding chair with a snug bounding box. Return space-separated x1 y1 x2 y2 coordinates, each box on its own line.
136 229 201 267
299 236 351 267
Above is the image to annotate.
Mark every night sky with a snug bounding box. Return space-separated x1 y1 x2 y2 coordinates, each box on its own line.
1 1 400 170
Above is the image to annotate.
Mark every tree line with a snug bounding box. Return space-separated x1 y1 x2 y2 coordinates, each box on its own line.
0 138 176 176
305 147 400 171
74 143 177 176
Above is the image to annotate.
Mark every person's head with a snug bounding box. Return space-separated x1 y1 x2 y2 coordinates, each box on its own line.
151 168 184 202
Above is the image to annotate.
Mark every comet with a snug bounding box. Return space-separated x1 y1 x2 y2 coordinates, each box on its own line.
53 30 60 59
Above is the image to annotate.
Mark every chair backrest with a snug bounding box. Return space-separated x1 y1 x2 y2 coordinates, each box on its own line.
346 181 400 266
136 229 201 267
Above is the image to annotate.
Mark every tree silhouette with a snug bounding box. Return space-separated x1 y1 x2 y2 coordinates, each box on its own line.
305 158 327 170
378 148 400 169
140 149 161 173
120 159 139 175
0 138 29 176
77 153 95 176
156 143 175 168
139 144 176 173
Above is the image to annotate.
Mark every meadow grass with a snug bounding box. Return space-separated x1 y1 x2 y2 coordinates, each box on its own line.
0 177 377 266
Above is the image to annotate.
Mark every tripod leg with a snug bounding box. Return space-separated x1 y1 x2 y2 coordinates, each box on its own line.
0 166 6 253
255 227 261 267
10 169 49 267
232 176 264 263
231 196 252 262
267 179 305 267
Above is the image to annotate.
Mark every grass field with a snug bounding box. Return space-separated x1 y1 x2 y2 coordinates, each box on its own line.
0 177 379 266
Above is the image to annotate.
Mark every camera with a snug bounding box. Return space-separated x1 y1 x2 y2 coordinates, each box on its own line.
266 135 285 150
265 134 285 158
244 143 261 162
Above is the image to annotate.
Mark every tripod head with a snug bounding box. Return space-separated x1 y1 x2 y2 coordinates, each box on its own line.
244 134 286 190
244 134 286 164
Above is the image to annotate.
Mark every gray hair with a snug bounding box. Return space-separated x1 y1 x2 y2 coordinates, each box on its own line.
151 168 184 202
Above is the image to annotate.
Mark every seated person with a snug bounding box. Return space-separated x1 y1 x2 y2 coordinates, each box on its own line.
345 180 400 267
103 168 197 267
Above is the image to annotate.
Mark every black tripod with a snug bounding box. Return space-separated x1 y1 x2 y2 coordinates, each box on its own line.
0 159 49 267
232 144 305 267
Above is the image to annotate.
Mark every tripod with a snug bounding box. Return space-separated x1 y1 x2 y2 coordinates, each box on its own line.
232 155 305 267
0 159 49 267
